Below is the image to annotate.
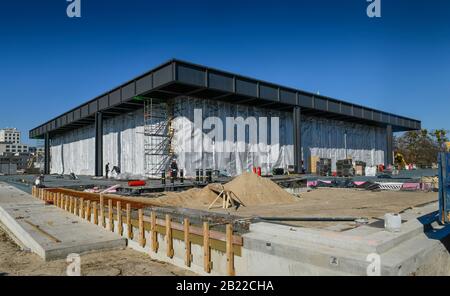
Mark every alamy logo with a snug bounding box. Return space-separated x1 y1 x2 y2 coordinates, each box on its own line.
66 0 81 18
366 0 381 18
66 253 81 276
366 253 381 276
175 109 280 153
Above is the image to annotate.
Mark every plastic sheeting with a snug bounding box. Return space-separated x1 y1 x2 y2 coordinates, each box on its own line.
301 115 386 171
50 96 386 176
172 97 293 177
51 110 145 176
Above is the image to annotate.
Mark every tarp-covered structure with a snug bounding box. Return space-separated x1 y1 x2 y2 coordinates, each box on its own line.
50 96 386 176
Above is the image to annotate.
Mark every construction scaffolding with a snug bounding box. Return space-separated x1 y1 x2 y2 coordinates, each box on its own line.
143 98 174 177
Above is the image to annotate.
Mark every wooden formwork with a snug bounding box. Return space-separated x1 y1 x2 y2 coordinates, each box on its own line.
31 186 241 275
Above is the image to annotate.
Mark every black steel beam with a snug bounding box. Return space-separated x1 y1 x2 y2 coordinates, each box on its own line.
30 59 421 138
293 106 302 173
95 112 103 177
386 124 393 167
44 133 50 175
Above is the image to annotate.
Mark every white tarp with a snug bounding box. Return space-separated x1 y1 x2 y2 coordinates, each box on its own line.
50 96 386 176
301 116 386 171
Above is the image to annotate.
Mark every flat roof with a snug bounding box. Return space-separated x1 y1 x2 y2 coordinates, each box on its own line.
29 59 421 139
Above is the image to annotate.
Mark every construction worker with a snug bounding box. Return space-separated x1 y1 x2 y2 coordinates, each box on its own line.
170 159 178 180
105 163 110 179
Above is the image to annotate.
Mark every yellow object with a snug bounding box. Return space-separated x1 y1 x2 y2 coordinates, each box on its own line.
394 152 407 169
445 142 450 152
310 156 320 174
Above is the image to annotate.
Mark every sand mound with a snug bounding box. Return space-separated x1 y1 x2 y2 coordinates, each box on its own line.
153 184 219 207
223 172 297 206
152 173 296 209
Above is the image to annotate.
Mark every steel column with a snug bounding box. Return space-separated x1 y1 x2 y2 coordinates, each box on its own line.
293 106 302 173
95 112 103 177
44 132 50 174
386 124 393 167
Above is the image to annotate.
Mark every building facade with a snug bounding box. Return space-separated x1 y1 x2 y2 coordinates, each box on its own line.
29 59 421 177
0 128 21 144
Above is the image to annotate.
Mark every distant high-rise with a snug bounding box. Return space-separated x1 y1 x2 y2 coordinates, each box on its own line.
0 128 21 144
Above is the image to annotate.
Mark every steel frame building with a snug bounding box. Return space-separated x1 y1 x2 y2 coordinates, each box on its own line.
29 59 421 176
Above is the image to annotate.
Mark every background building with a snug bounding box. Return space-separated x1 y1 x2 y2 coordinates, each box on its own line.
29 59 421 177
0 128 21 144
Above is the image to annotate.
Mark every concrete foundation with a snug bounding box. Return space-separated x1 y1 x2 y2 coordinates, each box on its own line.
238 202 450 275
0 182 126 261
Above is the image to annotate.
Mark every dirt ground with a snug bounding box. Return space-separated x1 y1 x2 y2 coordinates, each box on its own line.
159 188 438 229
0 227 194 276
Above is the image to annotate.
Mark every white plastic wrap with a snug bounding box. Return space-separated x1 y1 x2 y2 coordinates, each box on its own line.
50 96 386 176
301 116 386 171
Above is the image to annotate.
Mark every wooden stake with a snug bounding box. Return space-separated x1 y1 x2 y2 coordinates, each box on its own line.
65 195 69 211
108 199 114 232
93 201 98 225
166 214 174 258
86 200 91 222
126 203 133 239
69 196 74 213
117 201 123 236
151 211 158 253
100 195 106 228
52 192 56 205
80 198 85 218
57 193 62 208
73 198 78 216
184 218 191 267
138 209 145 247
226 224 235 276
203 221 211 273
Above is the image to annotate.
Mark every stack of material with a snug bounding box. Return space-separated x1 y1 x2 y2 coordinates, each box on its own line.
354 161 366 176
317 158 332 176
420 176 439 191
309 156 320 174
336 159 354 177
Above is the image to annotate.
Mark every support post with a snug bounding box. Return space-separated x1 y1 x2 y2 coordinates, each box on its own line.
166 214 174 258
151 211 159 253
386 124 393 167
293 106 302 173
117 201 123 236
203 221 211 273
126 203 133 239
95 112 103 177
226 224 235 276
138 209 145 247
100 194 106 228
184 218 191 267
44 132 50 175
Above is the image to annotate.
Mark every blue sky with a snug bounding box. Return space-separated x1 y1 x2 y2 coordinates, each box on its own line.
0 0 449 145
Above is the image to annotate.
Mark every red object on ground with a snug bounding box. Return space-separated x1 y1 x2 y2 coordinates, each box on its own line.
257 167 262 176
378 164 384 172
128 180 146 187
252 167 257 174
332 172 337 177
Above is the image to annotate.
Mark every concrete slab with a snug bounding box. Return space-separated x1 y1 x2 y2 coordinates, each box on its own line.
241 201 450 275
0 182 126 261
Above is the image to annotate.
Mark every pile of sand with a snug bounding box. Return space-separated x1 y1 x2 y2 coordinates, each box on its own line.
152 184 219 207
223 172 297 206
152 172 297 209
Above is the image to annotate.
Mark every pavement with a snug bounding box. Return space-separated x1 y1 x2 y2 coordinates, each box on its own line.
0 182 126 261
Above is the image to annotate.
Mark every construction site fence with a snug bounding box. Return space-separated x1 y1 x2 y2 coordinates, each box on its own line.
31 186 241 276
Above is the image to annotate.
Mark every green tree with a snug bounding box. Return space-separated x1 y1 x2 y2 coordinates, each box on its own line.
395 129 440 167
